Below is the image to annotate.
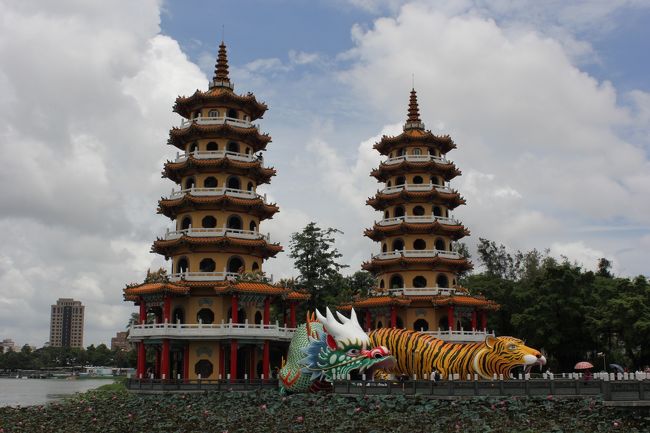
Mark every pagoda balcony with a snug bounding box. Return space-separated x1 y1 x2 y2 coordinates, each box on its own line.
383 154 450 165
420 329 495 343
128 320 295 342
168 271 239 282
387 287 460 296
381 183 453 195
372 249 462 260
179 116 255 129
164 227 270 242
377 215 459 226
174 150 261 164
168 187 266 201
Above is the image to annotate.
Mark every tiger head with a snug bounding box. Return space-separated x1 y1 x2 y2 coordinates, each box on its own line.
478 335 546 378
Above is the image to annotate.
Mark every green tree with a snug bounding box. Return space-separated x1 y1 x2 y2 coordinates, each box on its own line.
289 222 348 312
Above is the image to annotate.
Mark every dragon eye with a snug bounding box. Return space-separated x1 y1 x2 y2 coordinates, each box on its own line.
346 349 360 357
508 344 517 351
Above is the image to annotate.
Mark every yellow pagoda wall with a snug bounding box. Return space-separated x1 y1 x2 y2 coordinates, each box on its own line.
187 341 221 380
171 254 263 273
380 234 453 251
175 211 261 231
378 270 458 289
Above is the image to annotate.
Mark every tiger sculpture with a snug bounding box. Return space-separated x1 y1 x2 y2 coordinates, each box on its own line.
369 328 546 380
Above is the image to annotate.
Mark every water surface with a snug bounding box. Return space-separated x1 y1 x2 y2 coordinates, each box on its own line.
0 378 112 407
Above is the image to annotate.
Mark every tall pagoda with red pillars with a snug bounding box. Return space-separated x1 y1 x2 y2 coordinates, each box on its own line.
124 42 308 382
342 89 498 342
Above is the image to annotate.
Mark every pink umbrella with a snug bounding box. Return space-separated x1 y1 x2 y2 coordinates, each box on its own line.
574 361 594 370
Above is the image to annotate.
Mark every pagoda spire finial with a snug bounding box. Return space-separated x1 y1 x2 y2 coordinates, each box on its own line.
404 87 424 130
210 39 234 90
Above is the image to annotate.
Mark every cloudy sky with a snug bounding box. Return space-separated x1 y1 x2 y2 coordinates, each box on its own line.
1 0 649 347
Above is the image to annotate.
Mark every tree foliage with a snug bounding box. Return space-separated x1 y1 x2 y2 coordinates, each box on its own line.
0 344 137 371
463 240 650 371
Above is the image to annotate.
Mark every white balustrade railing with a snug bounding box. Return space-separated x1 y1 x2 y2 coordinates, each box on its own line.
388 287 458 296
372 249 462 260
179 116 253 129
167 187 265 201
168 272 239 282
129 320 296 341
381 183 454 195
420 328 495 342
165 228 270 241
383 154 450 165
377 215 459 226
174 150 260 163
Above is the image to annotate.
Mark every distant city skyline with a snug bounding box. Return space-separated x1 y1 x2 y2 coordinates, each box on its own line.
0 0 649 346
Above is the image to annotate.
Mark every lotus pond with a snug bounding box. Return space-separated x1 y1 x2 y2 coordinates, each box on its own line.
1 388 648 432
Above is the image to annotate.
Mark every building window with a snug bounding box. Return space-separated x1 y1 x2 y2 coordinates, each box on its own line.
413 239 426 250
180 216 192 230
394 206 405 218
199 258 216 272
188 142 198 153
431 176 440 185
390 275 403 289
208 109 218 117
206 141 219 151
433 206 442 217
227 141 240 153
392 239 404 251
252 262 260 271
247 181 254 191
413 319 429 332
379 280 385 289
227 215 243 230
413 276 427 288
204 176 218 188
435 239 445 251
249 221 257 231
227 256 244 274
227 176 241 190
436 274 449 288
413 175 424 184
396 176 406 185
413 205 425 216
254 311 262 325
184 177 195 189
176 258 189 273
202 216 217 228
197 309 214 324
227 108 238 119
413 148 421 155
194 360 213 378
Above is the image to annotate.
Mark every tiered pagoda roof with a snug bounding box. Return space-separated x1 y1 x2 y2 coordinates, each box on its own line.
370 159 461 182
339 293 498 311
158 195 279 220
366 188 466 210
361 255 473 274
162 156 276 184
151 236 283 259
168 124 271 152
364 220 470 241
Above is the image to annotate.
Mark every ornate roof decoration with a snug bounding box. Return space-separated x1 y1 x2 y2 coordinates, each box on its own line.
157 195 279 220
214 42 230 84
404 88 425 131
151 236 283 259
162 157 276 184
374 131 456 156
123 282 190 300
366 188 466 210
364 221 470 241
370 160 461 182
361 255 473 274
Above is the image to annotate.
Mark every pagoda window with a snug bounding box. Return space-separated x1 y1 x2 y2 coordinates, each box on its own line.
249 221 257 231
413 239 426 250
386 181 392 187
433 206 442 217
206 141 219 151
197 308 214 324
227 215 243 230
252 262 260 271
227 176 241 190
176 257 189 273
413 319 429 332
392 239 404 251
227 256 245 274
413 175 424 184
184 177 195 189
413 205 425 216
188 142 199 153
247 181 254 191
245 147 251 154
436 274 449 288
194 360 213 378
180 216 192 230
413 148 421 155
255 311 262 325
199 258 216 272
382 243 387 253
397 148 406 157
228 307 246 324
396 316 404 329
227 108 238 118
431 176 441 185
204 176 218 188
413 276 427 288
435 238 445 250
390 275 403 289
452 278 456 286
208 109 218 117
193 111 201 118
384 210 390 219
202 215 217 228
396 176 406 186
439 317 449 331
227 141 240 153
394 206 405 217
379 279 385 289
172 308 184 324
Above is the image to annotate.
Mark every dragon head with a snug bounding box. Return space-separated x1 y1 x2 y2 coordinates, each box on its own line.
481 335 546 377
300 307 395 382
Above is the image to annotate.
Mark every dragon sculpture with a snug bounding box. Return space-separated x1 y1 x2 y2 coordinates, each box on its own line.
369 328 546 380
279 308 395 394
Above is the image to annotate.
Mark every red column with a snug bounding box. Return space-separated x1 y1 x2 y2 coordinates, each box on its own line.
249 346 256 380
219 345 225 380
137 342 146 378
365 310 372 331
231 294 239 323
447 306 455 331
262 340 270 381
163 296 171 323
183 344 189 380
139 298 146 324
230 340 238 382
263 297 270 325
471 310 477 331
161 339 170 380
390 306 397 328
481 310 488 330
289 302 296 328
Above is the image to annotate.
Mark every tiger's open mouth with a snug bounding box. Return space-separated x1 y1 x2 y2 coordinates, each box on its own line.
523 355 547 374
351 356 396 380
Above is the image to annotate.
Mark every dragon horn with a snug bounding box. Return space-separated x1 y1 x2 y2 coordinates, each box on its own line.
336 311 350 323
